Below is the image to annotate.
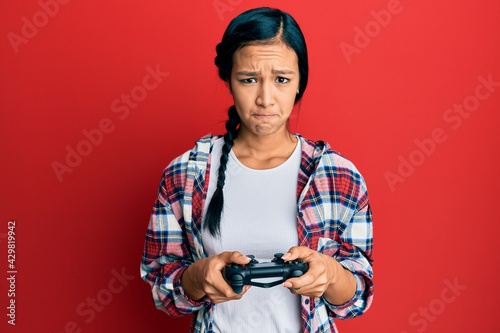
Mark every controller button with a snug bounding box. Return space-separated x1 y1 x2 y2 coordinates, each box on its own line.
232 274 243 281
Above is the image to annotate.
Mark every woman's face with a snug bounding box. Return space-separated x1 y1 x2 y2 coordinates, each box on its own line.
230 42 300 138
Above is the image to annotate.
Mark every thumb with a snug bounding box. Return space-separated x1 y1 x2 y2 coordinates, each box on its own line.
282 246 305 261
227 251 253 265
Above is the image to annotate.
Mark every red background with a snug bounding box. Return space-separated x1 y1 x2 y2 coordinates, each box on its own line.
1 1 500 332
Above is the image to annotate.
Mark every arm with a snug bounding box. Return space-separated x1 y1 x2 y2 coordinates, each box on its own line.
330 194 374 318
283 199 374 318
285 147 374 319
140 171 207 317
141 154 254 315
282 247 357 305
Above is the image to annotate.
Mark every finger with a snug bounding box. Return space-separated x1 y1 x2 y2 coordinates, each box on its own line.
282 246 310 261
208 274 238 299
215 259 251 295
213 252 249 272
283 278 319 297
210 252 253 301
223 284 251 299
229 251 253 265
219 251 251 265
283 279 306 294
211 281 251 303
283 275 304 289
283 266 317 290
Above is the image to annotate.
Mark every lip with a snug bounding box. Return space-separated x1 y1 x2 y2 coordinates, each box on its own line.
252 114 277 119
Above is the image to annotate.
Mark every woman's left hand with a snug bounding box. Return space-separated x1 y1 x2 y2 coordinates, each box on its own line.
281 246 356 304
281 246 338 297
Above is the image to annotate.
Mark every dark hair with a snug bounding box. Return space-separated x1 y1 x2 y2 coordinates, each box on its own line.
204 7 309 237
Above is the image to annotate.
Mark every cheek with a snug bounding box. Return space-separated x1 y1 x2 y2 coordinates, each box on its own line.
232 94 245 109
232 90 254 108
282 92 298 110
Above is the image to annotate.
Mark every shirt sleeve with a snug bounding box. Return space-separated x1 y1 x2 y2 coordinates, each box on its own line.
318 175 374 319
140 168 209 317
303 144 374 320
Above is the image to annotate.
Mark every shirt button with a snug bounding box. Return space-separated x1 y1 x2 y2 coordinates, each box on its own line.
305 298 309 305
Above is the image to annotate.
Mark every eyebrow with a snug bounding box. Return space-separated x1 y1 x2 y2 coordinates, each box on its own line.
235 69 296 76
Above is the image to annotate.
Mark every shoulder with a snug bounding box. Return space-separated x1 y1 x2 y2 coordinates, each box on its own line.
156 134 221 203
165 134 221 171
297 135 368 192
297 134 358 172
160 134 221 185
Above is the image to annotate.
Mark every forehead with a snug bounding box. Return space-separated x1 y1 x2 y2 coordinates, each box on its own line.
232 43 298 71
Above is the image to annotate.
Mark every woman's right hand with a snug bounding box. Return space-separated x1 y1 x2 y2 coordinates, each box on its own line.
181 251 252 304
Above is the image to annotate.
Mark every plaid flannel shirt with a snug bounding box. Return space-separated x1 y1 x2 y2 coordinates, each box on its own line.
141 134 374 333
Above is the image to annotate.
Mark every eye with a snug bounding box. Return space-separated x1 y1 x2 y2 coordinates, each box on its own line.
240 78 257 84
276 77 290 84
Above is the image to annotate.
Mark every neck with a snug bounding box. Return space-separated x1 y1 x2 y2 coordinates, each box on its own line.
232 127 298 169
236 126 295 151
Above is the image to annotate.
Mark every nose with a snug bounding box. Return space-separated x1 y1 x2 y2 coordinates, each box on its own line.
256 81 275 108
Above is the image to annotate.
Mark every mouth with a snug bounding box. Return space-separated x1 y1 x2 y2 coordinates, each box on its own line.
252 113 277 119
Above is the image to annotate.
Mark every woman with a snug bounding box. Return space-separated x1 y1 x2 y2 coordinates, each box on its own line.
141 7 373 333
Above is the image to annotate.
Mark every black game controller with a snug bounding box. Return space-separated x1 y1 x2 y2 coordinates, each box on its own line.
222 253 309 294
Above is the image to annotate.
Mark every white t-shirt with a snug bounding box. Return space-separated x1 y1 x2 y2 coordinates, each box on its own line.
201 137 302 333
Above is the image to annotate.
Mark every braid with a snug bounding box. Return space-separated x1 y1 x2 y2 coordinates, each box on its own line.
204 106 240 237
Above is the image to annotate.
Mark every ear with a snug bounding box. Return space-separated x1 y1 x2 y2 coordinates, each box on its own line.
226 80 233 94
